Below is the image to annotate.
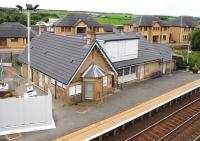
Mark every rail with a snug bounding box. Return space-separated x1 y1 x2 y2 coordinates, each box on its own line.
125 97 200 141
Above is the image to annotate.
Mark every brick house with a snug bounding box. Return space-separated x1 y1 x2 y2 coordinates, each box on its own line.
124 15 170 44
124 15 198 44
0 22 36 49
53 13 104 36
18 33 117 104
169 16 197 44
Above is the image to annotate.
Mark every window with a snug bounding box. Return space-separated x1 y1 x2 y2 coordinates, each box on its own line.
61 27 65 32
69 84 82 96
61 27 71 32
163 35 167 40
183 35 189 41
103 76 107 87
131 66 136 74
144 27 147 31
11 38 18 42
124 67 130 75
163 27 168 31
95 27 99 32
66 27 71 32
117 69 123 77
69 86 76 96
45 75 48 84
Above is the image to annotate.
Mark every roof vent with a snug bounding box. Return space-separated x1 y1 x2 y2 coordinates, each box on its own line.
70 59 74 63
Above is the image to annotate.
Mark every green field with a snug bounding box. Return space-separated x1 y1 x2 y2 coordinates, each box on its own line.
0 7 177 26
93 13 135 25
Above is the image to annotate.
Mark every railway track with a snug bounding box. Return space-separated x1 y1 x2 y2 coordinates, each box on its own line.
125 97 200 141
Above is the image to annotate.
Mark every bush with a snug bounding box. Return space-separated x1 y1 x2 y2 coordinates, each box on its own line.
191 28 200 51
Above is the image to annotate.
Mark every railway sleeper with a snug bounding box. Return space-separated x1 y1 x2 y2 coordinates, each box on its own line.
141 132 158 141
150 128 165 137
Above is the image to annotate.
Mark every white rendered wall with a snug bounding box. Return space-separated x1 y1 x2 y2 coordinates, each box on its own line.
0 90 55 135
99 39 139 62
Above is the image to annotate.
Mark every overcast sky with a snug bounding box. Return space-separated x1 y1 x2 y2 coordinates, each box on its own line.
0 0 199 17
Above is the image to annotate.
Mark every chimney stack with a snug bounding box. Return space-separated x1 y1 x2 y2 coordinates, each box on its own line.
86 31 96 45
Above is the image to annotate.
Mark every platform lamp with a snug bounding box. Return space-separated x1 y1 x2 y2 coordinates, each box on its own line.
16 4 39 84
186 41 192 71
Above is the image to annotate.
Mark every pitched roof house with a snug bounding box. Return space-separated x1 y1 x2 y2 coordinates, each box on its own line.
53 13 104 35
19 33 117 104
169 16 198 43
124 15 170 44
0 22 36 49
124 15 198 44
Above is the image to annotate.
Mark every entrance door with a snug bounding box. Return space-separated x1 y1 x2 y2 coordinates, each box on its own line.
153 36 159 43
85 82 94 99
140 65 144 80
77 27 86 33
163 64 166 74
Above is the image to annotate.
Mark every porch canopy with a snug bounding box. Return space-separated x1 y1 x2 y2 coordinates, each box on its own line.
81 63 105 78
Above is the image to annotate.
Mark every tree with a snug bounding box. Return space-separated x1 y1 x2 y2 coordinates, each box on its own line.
190 28 200 51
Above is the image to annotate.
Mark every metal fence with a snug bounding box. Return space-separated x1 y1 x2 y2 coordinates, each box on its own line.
0 70 55 135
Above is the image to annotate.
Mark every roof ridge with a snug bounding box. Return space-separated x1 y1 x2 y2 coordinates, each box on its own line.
139 15 143 26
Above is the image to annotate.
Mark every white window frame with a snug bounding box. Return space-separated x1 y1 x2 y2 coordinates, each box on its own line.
44 75 48 84
69 84 82 96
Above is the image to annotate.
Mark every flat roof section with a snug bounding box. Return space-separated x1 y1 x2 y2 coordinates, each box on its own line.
55 79 200 141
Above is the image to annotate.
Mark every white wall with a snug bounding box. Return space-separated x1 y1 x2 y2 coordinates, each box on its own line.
99 39 139 62
0 90 55 135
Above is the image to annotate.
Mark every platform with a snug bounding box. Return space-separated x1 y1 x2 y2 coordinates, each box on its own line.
55 79 200 141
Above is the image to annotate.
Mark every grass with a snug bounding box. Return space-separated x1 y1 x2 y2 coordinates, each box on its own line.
93 13 135 25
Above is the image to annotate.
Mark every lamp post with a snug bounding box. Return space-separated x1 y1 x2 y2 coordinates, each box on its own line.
186 41 191 71
16 4 39 84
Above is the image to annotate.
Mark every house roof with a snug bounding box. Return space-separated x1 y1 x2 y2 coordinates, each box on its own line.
103 24 113 32
125 15 169 27
81 63 105 78
0 22 36 38
170 16 197 27
53 13 101 27
18 33 116 85
96 32 140 42
113 36 173 69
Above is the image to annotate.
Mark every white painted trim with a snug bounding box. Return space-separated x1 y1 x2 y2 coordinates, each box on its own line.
81 64 93 77
67 41 117 86
83 85 200 141
67 43 96 86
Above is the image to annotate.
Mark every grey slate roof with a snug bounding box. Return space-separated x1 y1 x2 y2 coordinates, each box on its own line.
170 16 197 27
125 15 169 27
18 32 117 85
113 37 173 69
96 32 140 42
0 22 36 38
18 33 91 84
103 24 113 32
54 13 101 27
